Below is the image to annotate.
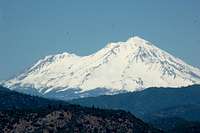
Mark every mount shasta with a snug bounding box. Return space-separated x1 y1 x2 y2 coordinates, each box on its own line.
2 36 200 100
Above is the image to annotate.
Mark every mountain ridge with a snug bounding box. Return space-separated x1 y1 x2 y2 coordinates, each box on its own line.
0 86 162 133
70 85 200 121
2 36 200 100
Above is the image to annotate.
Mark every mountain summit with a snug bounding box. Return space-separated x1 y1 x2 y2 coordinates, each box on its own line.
2 36 200 100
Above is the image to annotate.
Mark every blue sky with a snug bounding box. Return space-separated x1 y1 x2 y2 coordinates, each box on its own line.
0 0 200 80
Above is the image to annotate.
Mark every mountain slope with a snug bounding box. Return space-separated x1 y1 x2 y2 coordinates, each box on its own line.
70 85 200 121
2 36 200 100
71 85 200 132
150 117 200 133
0 108 162 133
0 86 162 133
0 86 68 110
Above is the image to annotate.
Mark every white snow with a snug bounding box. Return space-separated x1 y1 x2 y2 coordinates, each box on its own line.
3 36 200 96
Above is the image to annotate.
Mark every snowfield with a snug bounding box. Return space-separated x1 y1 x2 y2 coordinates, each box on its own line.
2 36 200 100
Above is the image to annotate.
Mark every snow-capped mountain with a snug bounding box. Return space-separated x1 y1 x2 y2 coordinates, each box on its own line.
2 36 200 100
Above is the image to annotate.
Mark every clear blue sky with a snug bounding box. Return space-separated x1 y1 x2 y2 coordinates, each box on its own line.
0 0 200 80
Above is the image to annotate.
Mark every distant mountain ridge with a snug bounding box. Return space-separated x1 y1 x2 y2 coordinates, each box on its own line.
2 36 200 100
70 85 200 132
71 85 200 121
